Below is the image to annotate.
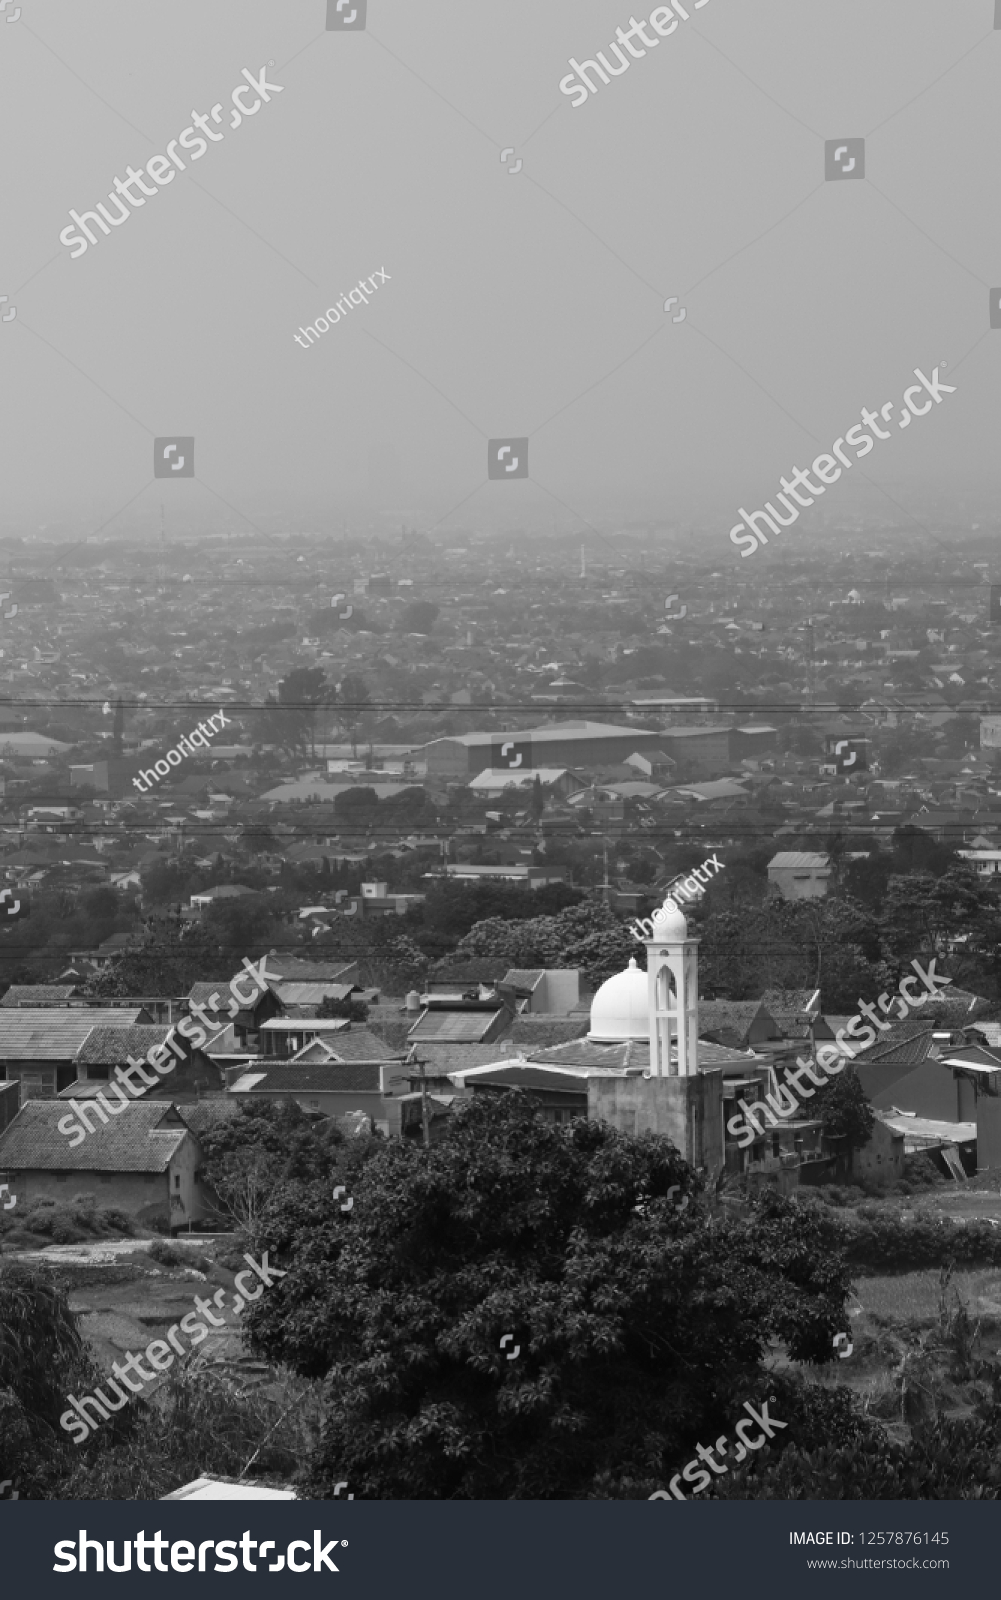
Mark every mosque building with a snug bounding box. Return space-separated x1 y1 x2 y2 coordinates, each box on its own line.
447 894 811 1186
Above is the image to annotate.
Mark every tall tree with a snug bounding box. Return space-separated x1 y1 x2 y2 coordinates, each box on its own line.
336 674 371 759
245 1098 851 1500
257 667 331 760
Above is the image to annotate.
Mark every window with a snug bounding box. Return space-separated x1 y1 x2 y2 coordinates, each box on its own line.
174 1174 180 1190
55 1173 68 1184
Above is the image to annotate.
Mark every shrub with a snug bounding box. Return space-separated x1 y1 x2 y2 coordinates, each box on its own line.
147 1239 183 1267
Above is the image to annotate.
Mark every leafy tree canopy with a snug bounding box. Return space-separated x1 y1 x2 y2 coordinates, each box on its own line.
245 1097 851 1499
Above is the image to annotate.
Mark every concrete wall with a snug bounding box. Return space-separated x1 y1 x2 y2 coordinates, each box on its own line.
767 865 830 901
9 1168 171 1213
857 1058 959 1121
423 730 668 778
587 1069 724 1181
0 1078 19 1135
1 1059 77 1098
536 970 580 1015
658 729 732 782
852 1119 905 1183
4 1139 211 1231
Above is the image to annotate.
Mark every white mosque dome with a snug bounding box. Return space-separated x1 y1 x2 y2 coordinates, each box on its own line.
589 957 649 1043
651 898 688 940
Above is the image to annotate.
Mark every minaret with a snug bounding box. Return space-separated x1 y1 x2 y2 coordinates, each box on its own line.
644 895 699 1078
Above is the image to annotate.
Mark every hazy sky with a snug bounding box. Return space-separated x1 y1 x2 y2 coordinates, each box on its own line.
1 0 999 547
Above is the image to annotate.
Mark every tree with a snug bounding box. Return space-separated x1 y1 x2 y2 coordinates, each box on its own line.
257 667 331 760
878 866 1001 987
531 773 544 820
245 1098 851 1499
336 674 371 758
198 1101 346 1246
456 897 637 987
318 994 369 1022
0 1262 90 1495
87 918 226 995
815 1070 876 1152
400 601 440 634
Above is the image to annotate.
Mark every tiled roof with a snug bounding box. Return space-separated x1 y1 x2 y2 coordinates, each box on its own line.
853 1024 938 1066
0 1100 191 1171
430 960 511 982
762 988 820 1016
968 1021 1001 1048
76 1025 175 1065
699 1001 774 1043
410 1043 520 1073
526 1039 645 1071
289 1038 341 1065
258 957 358 982
274 983 356 1004
469 1065 588 1095
0 985 79 1007
177 1100 243 1137
0 1009 146 1060
409 1010 504 1043
231 1063 382 1093
506 1018 591 1047
367 1020 417 1052
322 1027 404 1062
186 981 272 1015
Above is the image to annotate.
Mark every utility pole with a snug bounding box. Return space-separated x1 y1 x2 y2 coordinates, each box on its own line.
413 1054 431 1148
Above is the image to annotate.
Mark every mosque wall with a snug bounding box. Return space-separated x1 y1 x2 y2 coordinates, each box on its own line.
587 1069 724 1181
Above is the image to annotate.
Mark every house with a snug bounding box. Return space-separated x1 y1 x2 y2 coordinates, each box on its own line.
0 1100 211 1231
408 993 513 1046
189 884 257 909
0 1007 152 1101
271 981 363 1018
0 984 82 1008
761 988 822 1041
767 852 831 901
226 1051 409 1135
698 1000 779 1051
257 1019 400 1062
185 978 282 1052
61 1024 219 1102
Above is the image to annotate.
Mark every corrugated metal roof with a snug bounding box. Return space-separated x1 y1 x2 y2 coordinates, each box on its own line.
0 1100 190 1171
409 1010 503 1042
0 1009 146 1060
